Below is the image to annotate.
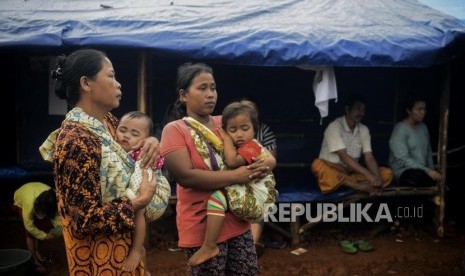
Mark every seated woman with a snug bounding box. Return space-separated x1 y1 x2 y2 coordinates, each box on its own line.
388 95 441 187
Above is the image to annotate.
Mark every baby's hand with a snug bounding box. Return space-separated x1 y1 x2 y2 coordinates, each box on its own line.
218 128 234 145
217 127 228 139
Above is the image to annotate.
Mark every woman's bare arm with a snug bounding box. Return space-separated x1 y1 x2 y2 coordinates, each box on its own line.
164 149 267 190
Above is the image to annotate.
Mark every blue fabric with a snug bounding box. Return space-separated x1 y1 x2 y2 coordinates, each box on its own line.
0 166 29 180
277 188 355 203
1 0 464 67
275 181 414 203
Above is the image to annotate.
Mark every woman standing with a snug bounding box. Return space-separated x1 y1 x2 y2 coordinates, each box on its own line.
160 63 271 275
40 49 158 275
389 96 441 186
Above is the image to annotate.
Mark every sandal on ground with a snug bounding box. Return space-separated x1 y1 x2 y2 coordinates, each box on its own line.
254 242 265 258
355 240 374 252
339 240 357 254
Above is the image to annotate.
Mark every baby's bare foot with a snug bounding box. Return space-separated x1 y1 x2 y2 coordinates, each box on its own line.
122 248 143 272
36 252 46 263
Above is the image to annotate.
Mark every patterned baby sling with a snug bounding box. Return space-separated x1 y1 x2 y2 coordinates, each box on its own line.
126 151 171 222
39 107 170 222
183 116 278 221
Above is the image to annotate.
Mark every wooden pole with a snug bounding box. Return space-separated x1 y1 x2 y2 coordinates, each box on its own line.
436 63 451 238
290 215 300 247
137 51 149 113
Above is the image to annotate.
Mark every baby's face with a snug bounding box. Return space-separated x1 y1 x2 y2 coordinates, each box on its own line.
225 113 255 147
116 116 150 152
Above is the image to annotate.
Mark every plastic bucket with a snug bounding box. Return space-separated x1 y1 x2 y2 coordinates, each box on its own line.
0 249 34 275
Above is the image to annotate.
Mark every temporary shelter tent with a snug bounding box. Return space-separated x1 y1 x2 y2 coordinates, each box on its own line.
1 0 464 67
1 0 464 242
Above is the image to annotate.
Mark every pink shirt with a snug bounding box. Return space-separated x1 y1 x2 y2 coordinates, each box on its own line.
160 116 249 248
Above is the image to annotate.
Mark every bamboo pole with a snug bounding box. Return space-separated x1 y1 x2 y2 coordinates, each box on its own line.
137 51 149 113
436 63 451 238
290 213 300 247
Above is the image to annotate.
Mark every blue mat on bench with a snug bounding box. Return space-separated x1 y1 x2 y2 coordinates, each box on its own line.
275 178 433 203
0 166 29 180
272 166 357 203
276 187 356 203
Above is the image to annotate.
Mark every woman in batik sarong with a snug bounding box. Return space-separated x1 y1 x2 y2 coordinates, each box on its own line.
40 49 159 276
160 62 273 275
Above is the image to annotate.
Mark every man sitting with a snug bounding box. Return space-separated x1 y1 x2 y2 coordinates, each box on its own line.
311 94 392 195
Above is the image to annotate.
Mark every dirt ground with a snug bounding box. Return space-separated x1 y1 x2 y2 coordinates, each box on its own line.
1 205 464 276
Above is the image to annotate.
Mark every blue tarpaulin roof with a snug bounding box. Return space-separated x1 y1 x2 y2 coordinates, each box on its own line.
420 0 465 23
1 0 465 67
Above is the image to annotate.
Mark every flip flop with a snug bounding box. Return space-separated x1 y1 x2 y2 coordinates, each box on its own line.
339 240 357 254
355 240 374 252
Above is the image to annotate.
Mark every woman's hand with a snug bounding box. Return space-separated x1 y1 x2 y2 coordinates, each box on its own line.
252 152 276 170
231 159 271 184
246 158 271 181
232 166 256 184
133 137 160 169
132 170 157 211
428 169 442 183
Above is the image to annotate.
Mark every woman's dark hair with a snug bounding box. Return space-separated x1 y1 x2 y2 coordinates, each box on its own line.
222 100 259 133
403 94 426 114
34 189 57 220
51 49 107 108
173 62 214 119
121 111 154 135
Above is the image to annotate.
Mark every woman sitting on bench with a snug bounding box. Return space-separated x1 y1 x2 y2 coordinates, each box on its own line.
389 95 441 187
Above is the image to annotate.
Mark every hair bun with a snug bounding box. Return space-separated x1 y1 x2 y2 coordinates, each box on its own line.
51 67 63 80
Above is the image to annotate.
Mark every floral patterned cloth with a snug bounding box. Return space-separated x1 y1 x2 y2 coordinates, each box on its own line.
126 150 171 222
